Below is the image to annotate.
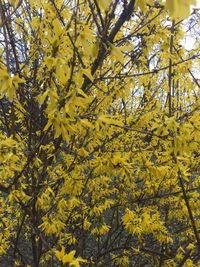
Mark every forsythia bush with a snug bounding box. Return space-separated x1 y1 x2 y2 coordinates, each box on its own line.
0 0 199 266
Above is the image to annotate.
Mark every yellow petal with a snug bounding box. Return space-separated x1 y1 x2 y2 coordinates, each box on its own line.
82 69 94 82
62 250 76 264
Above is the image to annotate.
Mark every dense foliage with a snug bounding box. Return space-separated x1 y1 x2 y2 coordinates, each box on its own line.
0 0 200 266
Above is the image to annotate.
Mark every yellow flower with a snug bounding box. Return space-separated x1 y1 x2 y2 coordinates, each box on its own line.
55 247 87 266
55 247 75 264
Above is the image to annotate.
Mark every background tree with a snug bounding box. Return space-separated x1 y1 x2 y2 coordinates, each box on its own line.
0 0 200 266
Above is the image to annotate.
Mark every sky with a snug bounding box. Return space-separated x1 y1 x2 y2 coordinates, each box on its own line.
193 0 200 8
